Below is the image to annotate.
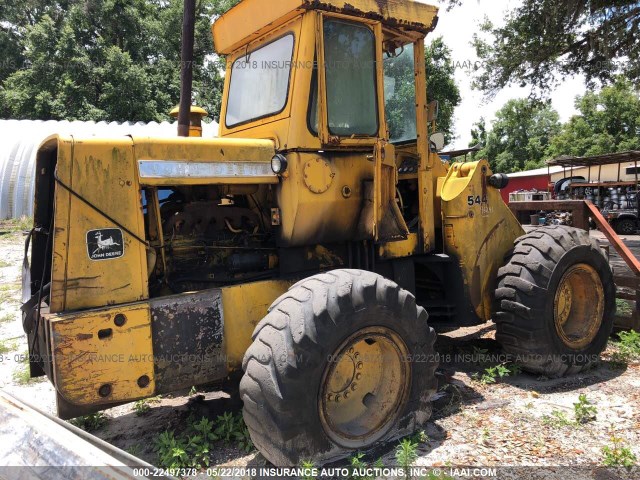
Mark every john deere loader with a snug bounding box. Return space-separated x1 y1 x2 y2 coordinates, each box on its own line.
21 0 615 466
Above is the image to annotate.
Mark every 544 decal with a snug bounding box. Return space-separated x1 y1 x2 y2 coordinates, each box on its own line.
467 195 487 206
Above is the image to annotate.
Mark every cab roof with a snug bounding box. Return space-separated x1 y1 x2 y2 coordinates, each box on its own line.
212 0 439 55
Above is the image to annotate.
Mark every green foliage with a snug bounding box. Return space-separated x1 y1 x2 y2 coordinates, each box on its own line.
155 412 253 469
542 410 573 428
616 299 633 317
299 460 318 480
472 363 520 385
0 313 14 323
547 79 640 158
395 437 419 477
471 99 560 173
349 452 375 480
574 394 597 424
469 1 640 97
611 330 640 364
602 436 637 467
0 1 239 122
155 430 190 469
70 412 108 431
133 395 161 416
0 339 17 354
425 37 461 145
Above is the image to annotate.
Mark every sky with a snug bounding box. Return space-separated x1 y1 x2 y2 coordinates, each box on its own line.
426 0 587 150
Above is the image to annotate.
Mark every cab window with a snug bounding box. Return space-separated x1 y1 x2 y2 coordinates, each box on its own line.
323 19 378 136
226 34 295 127
384 43 417 144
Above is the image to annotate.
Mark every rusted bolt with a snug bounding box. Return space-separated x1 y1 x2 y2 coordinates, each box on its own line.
98 384 112 397
137 375 150 388
344 391 350 399
356 362 363 370
335 394 340 403
348 347 354 354
114 314 126 327
351 383 357 391
356 373 362 380
327 394 333 401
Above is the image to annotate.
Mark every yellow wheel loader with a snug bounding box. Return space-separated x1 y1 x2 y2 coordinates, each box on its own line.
22 0 615 466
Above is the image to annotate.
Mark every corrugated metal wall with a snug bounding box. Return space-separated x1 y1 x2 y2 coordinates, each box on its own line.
0 119 219 219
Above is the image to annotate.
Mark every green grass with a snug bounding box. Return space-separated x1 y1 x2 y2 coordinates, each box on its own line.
11 350 44 385
542 410 574 427
0 312 14 323
0 259 11 268
0 216 33 233
0 339 17 354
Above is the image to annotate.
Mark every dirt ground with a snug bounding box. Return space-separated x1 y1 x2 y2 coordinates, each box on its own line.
1 223 639 478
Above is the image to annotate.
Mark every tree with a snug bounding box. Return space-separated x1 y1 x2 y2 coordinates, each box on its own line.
476 99 561 173
426 37 461 145
470 0 640 97
384 36 461 146
0 0 238 122
548 78 640 157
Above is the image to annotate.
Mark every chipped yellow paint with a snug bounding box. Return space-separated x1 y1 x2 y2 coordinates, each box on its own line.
50 137 148 313
378 233 419 259
212 0 438 55
48 304 154 406
221 279 294 370
440 160 525 321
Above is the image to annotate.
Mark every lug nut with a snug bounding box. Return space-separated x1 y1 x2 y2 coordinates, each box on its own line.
356 362 363 370
356 373 362 380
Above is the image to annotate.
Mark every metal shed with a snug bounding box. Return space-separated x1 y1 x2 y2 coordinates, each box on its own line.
0 119 219 219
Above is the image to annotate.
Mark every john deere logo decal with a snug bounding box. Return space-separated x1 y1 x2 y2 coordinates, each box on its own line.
86 228 124 261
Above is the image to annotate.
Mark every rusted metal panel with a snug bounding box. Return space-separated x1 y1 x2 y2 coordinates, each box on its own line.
212 0 438 55
150 289 225 393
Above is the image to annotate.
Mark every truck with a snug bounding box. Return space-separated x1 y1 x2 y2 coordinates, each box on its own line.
21 0 615 466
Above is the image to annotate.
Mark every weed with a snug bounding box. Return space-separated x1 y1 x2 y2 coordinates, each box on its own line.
188 385 197 395
471 346 489 364
213 411 253 452
0 260 10 268
155 431 190 469
70 412 108 431
0 339 16 354
602 436 637 467
300 460 318 480
616 298 633 317
133 396 161 416
542 410 573 427
611 330 640 364
0 313 14 323
395 436 419 477
472 362 519 384
349 452 375 480
155 413 254 469
1 216 33 233
574 394 597 424
125 444 142 457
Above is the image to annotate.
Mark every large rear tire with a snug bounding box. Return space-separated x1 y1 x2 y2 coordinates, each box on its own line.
239 269 438 466
493 225 615 377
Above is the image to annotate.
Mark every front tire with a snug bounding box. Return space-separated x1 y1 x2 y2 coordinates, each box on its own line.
493 226 615 377
239 269 438 466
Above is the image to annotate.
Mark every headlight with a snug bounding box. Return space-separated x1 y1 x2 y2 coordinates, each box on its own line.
271 154 288 174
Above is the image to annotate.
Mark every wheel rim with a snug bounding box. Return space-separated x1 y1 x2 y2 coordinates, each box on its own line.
619 220 635 234
319 326 410 448
553 263 604 349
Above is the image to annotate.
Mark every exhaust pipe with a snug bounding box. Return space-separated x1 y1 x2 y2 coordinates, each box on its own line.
178 0 196 137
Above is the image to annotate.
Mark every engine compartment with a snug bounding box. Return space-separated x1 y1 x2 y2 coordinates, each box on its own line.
144 184 277 295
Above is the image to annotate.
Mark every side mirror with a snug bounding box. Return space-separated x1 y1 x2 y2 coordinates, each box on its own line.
429 132 445 152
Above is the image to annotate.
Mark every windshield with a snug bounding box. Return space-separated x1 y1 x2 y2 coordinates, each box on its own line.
384 43 416 144
323 19 378 136
226 34 295 127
